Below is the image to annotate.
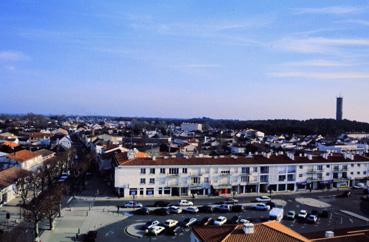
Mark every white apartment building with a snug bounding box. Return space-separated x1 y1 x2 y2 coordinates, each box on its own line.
180 123 203 132
114 153 369 198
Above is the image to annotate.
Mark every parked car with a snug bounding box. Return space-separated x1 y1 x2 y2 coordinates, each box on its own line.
337 191 351 198
134 207 150 215
124 201 143 208
361 195 369 201
181 217 198 227
297 210 308 219
269 208 284 222
255 196 271 202
319 209 330 218
285 210 296 220
223 198 239 204
231 205 244 212
199 217 213 226
164 219 178 228
353 183 365 189
363 188 369 194
306 214 318 223
183 206 199 214
143 220 160 231
166 226 183 236
213 216 227 226
266 201 276 209
146 226 165 236
254 203 271 211
198 205 214 213
153 200 170 207
227 215 243 224
177 200 194 206
152 208 170 216
83 230 97 242
168 206 182 214
214 204 232 213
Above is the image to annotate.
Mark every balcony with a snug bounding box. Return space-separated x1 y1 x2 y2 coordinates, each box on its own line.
220 173 231 176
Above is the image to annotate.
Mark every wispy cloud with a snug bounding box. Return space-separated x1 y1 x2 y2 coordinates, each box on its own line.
335 19 369 27
170 64 221 69
269 71 369 79
0 50 29 61
281 59 352 67
293 6 361 15
275 37 369 54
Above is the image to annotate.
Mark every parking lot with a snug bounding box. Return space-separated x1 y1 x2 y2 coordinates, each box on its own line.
92 190 369 242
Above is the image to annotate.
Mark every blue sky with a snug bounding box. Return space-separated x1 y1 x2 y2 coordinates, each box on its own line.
1 1 369 121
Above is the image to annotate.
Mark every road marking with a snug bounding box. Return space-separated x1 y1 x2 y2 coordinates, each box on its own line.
340 210 369 222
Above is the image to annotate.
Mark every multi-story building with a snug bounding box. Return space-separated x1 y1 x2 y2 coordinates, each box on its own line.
113 152 369 198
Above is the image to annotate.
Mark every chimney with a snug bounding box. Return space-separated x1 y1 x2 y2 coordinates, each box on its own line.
242 223 254 234
325 231 334 238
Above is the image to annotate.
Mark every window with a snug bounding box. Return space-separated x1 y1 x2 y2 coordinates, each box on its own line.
140 178 146 184
242 167 250 174
241 176 249 182
158 187 162 195
204 177 209 183
149 178 155 184
260 166 269 174
350 172 354 175
192 177 200 184
287 165 296 173
317 173 323 179
334 165 339 171
129 188 137 196
277 167 287 174
182 168 187 174
343 165 348 170
260 175 268 183
279 175 286 182
357 171 361 175
146 188 154 196
140 188 144 195
326 173 330 176
351 164 354 167
169 168 179 174
342 172 347 179
160 168 165 174
299 174 303 178
150 168 155 174
364 171 367 175
299 165 303 169
326 165 330 168
221 170 230 174
358 164 361 167
164 187 170 195
253 167 258 172
333 173 338 179
287 174 295 181
140 168 146 174
317 165 323 171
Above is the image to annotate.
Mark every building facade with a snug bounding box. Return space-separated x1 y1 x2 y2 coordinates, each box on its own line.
114 153 369 198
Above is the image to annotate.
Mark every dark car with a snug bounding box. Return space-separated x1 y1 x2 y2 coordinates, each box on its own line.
337 191 351 198
231 205 244 212
153 200 170 207
223 198 239 204
134 207 150 215
214 204 232 213
227 215 242 224
181 217 198 227
153 208 170 216
84 230 97 242
198 205 214 213
266 201 276 209
310 210 319 216
319 210 330 218
248 216 270 223
199 217 213 226
361 195 369 201
166 226 183 236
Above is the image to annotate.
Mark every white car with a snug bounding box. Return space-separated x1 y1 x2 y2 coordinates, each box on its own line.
124 201 143 208
214 216 227 226
306 215 318 223
146 225 165 235
177 200 194 206
298 210 308 219
168 205 182 214
255 196 271 202
183 206 199 213
143 220 160 231
164 219 178 228
353 183 365 189
254 203 271 211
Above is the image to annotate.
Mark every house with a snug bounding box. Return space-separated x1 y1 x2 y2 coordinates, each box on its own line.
35 149 56 162
0 132 19 144
6 150 43 171
191 221 310 242
0 167 30 206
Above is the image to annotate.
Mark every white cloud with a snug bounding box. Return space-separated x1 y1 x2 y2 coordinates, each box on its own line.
293 6 360 15
281 59 352 67
269 71 369 79
0 50 29 61
275 37 369 54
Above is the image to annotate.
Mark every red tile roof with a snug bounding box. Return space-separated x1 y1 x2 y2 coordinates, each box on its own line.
7 150 41 163
192 221 310 242
0 167 30 189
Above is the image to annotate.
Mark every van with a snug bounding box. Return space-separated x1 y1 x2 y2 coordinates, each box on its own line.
269 208 284 222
